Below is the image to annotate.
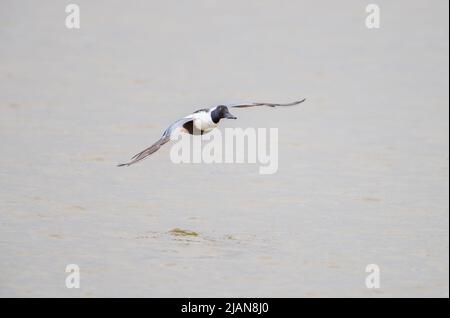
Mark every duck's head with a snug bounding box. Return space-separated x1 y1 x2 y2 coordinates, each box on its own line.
211 105 237 123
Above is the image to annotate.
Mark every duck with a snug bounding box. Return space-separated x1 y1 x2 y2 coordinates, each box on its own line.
118 99 305 167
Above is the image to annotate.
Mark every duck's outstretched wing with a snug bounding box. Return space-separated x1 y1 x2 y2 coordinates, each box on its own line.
117 117 193 167
229 98 306 108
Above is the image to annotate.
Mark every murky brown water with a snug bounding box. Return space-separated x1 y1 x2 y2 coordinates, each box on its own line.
0 0 448 297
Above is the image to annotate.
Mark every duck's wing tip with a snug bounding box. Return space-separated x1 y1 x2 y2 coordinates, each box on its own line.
117 117 194 167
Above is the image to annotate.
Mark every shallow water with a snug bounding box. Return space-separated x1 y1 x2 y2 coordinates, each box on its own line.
0 0 448 297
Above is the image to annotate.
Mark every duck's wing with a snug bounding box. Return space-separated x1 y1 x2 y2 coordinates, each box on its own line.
117 136 170 167
229 98 306 108
117 117 193 167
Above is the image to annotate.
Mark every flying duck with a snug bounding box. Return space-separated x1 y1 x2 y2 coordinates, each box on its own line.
118 99 306 167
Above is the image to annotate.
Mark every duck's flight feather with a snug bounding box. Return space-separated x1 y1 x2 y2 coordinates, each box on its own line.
117 117 193 167
229 98 306 108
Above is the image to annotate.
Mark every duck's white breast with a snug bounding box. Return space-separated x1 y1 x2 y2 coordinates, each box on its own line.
188 111 217 132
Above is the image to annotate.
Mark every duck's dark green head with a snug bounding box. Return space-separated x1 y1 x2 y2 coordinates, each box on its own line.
211 105 237 123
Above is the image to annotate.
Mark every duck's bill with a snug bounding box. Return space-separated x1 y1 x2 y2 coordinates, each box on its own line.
225 112 237 119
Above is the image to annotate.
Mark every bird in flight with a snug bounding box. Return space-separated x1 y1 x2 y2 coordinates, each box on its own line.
118 99 306 167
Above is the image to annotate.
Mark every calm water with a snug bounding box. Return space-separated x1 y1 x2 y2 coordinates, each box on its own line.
0 0 448 297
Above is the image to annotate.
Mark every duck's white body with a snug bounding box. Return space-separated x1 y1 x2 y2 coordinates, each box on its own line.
185 107 218 133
